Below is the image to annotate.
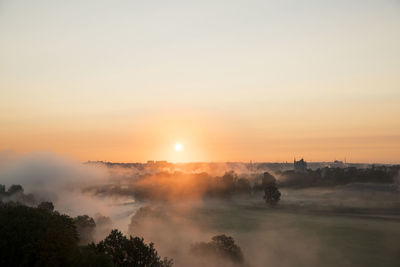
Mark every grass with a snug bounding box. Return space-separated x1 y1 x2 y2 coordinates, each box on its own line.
188 200 400 267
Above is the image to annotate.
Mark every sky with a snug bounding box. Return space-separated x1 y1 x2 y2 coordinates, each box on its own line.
0 0 399 163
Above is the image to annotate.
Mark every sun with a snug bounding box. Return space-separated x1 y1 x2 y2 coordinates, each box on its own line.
174 143 183 151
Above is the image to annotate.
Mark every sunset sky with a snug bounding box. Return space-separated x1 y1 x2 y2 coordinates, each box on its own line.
1 0 399 163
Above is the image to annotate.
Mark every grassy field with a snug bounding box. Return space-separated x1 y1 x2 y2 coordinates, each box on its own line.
189 200 400 267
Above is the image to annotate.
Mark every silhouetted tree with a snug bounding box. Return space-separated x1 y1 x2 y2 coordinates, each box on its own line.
235 178 252 195
128 206 156 234
219 171 237 197
75 246 114 267
90 229 173 267
278 166 398 188
38 201 54 212
7 184 24 195
191 234 244 265
0 184 5 194
0 204 173 266
0 203 79 267
262 172 281 206
74 215 96 245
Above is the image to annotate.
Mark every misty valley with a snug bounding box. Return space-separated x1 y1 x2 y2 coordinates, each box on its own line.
2 1 400 266
1 154 399 267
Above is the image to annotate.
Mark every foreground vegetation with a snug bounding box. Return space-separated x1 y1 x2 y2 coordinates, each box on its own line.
0 201 249 267
1 164 399 267
0 203 174 267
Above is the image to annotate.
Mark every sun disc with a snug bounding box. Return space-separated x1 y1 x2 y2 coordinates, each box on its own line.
174 143 183 151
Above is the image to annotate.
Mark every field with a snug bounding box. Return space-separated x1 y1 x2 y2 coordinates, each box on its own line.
157 187 400 267
181 199 400 267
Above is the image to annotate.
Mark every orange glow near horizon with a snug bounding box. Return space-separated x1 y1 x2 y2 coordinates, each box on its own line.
0 1 399 164
0 109 399 164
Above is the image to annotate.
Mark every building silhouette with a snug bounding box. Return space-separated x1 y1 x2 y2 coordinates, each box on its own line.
294 158 307 172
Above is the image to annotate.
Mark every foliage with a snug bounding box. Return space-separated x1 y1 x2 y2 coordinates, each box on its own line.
262 172 281 206
191 234 244 265
128 206 157 234
74 215 96 245
8 184 24 195
278 166 397 188
75 246 114 267
0 203 79 267
0 184 36 205
0 204 174 266
90 229 173 267
38 201 55 212
235 177 252 195
263 184 281 206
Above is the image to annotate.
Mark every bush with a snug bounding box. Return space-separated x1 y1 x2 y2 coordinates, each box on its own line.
90 229 173 267
191 234 244 265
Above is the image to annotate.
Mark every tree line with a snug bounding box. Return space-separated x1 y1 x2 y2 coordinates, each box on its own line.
278 166 399 188
85 171 281 205
0 192 249 266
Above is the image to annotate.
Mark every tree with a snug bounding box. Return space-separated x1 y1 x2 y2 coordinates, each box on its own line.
7 184 24 195
262 172 281 206
75 246 114 267
0 184 5 194
219 171 237 197
0 203 79 267
74 215 96 245
0 204 172 266
90 229 173 267
38 201 54 212
191 234 244 265
235 178 252 195
128 206 156 234
0 184 36 205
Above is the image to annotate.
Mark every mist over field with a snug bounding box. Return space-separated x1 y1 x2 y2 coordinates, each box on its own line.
1 152 400 267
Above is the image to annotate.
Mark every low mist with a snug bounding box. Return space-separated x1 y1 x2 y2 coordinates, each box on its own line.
1 152 400 267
